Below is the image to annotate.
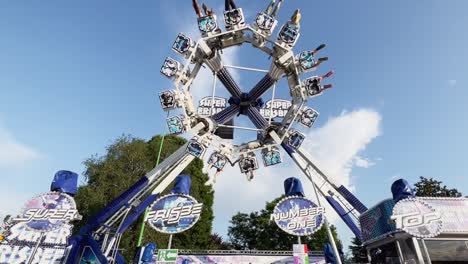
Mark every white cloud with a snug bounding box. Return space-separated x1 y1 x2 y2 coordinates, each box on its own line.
0 122 39 168
354 156 375 168
209 109 382 236
0 120 39 223
302 109 381 188
298 109 381 226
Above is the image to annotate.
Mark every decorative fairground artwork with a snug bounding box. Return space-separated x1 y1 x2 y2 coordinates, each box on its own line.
261 147 282 167
207 152 228 170
287 130 306 149
146 194 203 234
197 15 218 34
167 115 186 135
391 198 443 239
360 197 468 243
13 192 79 232
160 57 181 79
255 12 277 32
174 254 325 264
278 23 300 46
297 108 319 128
0 222 73 263
271 196 325 236
172 33 194 55
197 97 292 119
224 8 245 30
293 244 310 264
159 90 177 110
259 99 292 119
186 139 206 158
197 97 227 116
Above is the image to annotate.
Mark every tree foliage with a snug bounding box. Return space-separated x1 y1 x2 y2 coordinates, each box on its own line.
414 176 462 197
74 134 215 261
209 233 231 250
347 236 367 263
227 196 342 251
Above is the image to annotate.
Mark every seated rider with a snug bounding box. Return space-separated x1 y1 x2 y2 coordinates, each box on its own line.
265 0 284 18
225 0 237 11
192 0 214 17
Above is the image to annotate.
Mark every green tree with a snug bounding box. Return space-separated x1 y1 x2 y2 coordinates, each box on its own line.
227 196 342 251
74 134 215 261
414 176 462 197
347 236 367 263
209 233 231 250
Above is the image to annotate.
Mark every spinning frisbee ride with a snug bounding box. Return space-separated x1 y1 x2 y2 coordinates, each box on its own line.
158 1 365 239
156 3 365 261
66 2 368 263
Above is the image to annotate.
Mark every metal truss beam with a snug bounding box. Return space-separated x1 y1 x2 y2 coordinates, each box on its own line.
212 104 240 125
248 74 276 100
246 106 268 129
216 67 243 98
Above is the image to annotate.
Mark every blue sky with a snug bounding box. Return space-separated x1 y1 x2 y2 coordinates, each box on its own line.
1 0 468 249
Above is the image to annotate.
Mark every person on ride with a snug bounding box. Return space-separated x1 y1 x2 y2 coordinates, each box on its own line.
192 0 203 17
202 3 214 16
265 0 284 18
192 0 214 17
225 0 237 11
290 9 301 29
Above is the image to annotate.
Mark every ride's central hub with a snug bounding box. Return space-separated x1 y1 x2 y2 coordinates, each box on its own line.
228 93 264 115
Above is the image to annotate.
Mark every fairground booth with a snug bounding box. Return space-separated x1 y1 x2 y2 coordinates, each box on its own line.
359 179 468 263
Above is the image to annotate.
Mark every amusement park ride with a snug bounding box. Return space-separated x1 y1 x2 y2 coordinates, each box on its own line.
65 1 369 263
3 2 467 264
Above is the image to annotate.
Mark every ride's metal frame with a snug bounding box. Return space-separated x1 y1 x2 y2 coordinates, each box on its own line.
66 8 366 264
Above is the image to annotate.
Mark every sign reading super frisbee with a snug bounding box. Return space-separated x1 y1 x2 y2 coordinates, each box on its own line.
0 222 73 263
271 196 324 236
13 192 79 232
146 194 203 234
260 99 292 119
197 97 292 119
197 97 227 116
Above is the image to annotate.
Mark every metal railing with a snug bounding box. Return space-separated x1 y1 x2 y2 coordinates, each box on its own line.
177 249 324 256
